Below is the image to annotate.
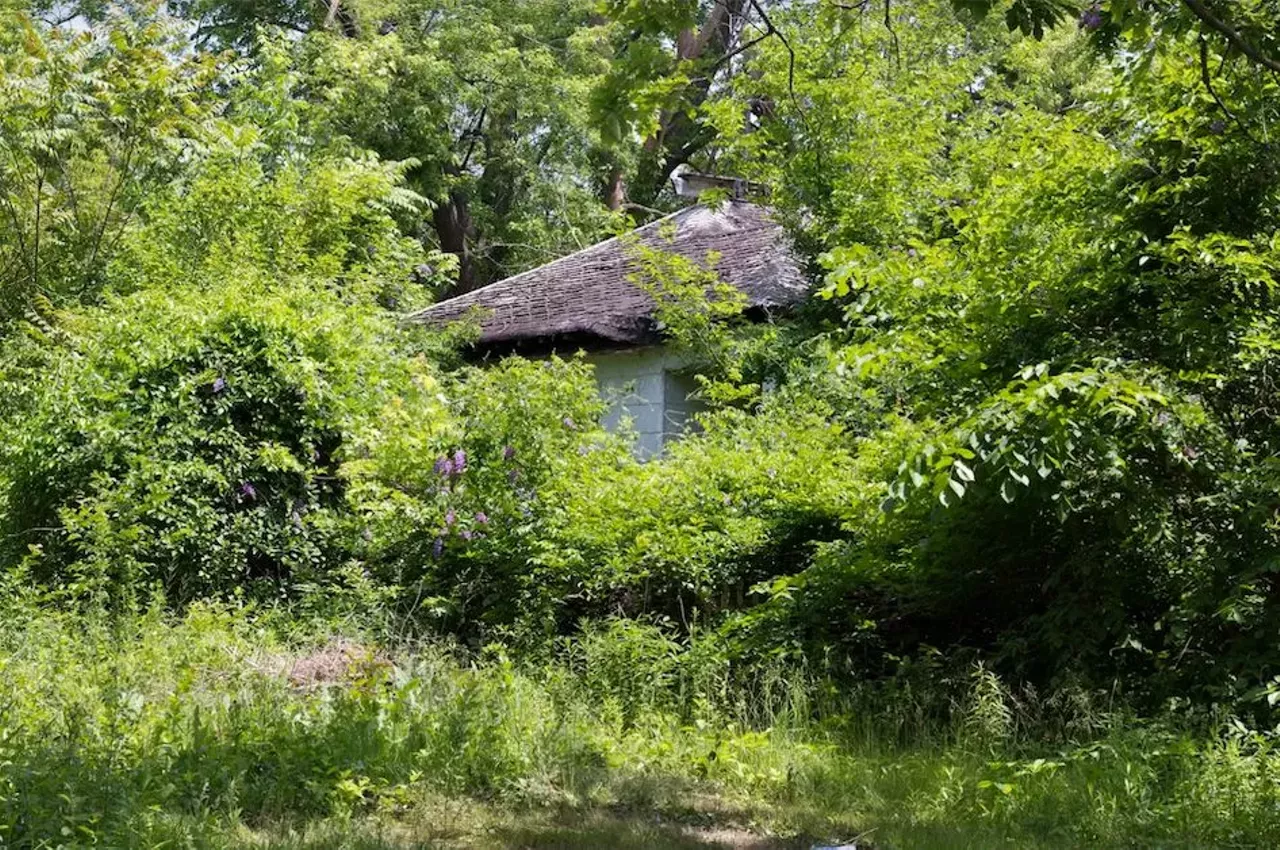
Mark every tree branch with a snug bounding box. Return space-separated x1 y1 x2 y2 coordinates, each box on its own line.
705 30 772 75
1182 0 1280 74
84 136 135 287
457 106 487 172
883 0 900 66
1198 36 1260 142
747 0 816 139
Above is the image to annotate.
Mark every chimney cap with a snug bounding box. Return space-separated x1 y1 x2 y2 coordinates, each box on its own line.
671 168 768 201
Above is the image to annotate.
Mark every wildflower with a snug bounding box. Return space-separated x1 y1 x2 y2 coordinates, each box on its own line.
453 448 468 474
1079 4 1103 30
562 416 576 430
434 456 454 477
460 529 473 541
212 376 227 393
432 537 444 558
239 482 257 500
503 445 517 461
445 508 456 526
475 511 489 524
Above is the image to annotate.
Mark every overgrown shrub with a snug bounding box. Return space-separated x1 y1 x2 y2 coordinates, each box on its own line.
0 283 448 605
350 354 621 634
532 396 865 623
344 351 867 641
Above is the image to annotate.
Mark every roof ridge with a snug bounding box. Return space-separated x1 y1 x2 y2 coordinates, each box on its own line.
404 200 807 350
407 201 770 318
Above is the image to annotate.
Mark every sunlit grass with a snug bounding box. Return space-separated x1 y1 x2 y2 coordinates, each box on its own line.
0 601 1277 849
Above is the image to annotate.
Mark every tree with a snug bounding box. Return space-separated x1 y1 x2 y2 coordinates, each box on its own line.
0 11 217 330
700 0 1280 699
292 0 617 294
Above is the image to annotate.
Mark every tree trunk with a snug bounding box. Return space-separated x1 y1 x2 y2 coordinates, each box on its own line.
604 165 626 211
629 0 750 206
324 0 359 37
433 189 477 295
475 108 522 282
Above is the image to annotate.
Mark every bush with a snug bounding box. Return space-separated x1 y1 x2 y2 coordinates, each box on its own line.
532 395 866 624
0 283 448 606
349 354 621 634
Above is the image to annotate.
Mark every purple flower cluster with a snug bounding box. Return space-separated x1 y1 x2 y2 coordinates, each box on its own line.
434 507 492 556
1079 4 1103 30
212 376 227 394
428 445 509 557
239 482 257 500
434 448 469 478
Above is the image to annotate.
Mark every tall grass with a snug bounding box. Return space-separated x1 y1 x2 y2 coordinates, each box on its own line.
0 600 1278 848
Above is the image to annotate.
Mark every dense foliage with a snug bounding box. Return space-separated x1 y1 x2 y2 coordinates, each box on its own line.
785 5 1280 708
4 0 1280 845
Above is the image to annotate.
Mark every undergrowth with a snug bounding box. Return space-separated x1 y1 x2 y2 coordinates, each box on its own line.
0 599 1278 849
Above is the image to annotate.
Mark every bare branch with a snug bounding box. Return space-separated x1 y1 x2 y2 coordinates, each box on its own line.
705 30 772 76
323 0 342 30
621 201 668 217
83 136 136 289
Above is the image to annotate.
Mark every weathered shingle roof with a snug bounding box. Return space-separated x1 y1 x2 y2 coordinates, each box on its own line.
406 201 807 350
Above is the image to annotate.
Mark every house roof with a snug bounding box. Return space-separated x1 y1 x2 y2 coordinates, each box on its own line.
405 201 807 350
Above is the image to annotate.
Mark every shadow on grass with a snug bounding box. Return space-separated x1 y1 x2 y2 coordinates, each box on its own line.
241 806 814 850
491 809 806 849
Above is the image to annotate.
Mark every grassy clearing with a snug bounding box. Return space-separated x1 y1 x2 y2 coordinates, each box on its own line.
1 602 1279 849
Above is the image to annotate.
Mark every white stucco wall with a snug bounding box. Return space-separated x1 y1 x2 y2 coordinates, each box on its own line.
585 347 706 459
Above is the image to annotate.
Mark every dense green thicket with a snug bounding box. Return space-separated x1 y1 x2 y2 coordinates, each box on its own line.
4 1 1280 845
0 284 441 604
3 0 1280 701
680 1 1280 710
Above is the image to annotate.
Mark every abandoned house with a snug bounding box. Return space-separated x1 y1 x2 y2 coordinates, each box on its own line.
407 183 807 458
